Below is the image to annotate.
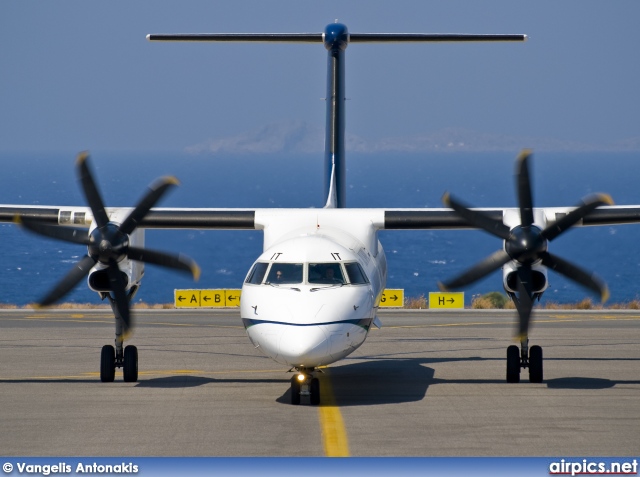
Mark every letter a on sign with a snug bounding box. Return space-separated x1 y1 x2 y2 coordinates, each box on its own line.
175 289 201 308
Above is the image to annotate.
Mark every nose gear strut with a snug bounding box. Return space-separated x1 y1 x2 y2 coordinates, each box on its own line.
290 367 322 405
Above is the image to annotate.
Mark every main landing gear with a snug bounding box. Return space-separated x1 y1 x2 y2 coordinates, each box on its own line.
290 368 320 405
100 344 138 383
99 290 138 383
16 153 199 385
506 338 543 383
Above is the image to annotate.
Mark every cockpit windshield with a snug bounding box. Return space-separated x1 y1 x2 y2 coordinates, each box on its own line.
308 263 345 285
265 263 303 285
344 262 369 284
246 262 269 285
245 261 369 286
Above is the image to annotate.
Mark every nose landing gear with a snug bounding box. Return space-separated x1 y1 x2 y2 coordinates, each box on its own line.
290 368 320 405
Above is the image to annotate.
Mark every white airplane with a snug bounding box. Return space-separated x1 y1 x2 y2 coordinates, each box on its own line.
2 23 640 405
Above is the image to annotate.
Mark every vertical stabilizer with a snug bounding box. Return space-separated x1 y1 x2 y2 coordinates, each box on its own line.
323 23 349 209
147 25 526 209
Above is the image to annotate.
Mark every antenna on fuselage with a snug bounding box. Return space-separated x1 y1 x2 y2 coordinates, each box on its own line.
147 24 527 209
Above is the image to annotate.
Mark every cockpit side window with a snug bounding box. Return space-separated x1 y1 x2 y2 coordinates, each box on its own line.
266 263 303 284
245 262 269 285
344 262 369 285
308 263 346 285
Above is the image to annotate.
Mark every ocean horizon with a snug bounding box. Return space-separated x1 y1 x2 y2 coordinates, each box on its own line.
2 150 640 306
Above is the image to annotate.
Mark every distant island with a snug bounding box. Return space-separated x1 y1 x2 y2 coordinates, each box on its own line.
186 120 640 155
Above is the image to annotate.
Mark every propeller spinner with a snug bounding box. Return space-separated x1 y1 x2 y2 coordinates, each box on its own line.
17 152 200 333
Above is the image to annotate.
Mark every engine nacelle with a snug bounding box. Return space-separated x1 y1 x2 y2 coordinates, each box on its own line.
88 258 144 293
86 224 145 294
502 261 548 295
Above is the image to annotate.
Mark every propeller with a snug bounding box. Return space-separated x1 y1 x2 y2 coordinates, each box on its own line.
439 149 611 339
16 152 200 333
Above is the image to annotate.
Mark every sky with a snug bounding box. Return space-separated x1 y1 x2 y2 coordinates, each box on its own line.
1 1 639 154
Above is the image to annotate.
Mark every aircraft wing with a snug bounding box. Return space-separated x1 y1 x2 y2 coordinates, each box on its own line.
0 206 257 229
3 205 640 229
382 206 640 229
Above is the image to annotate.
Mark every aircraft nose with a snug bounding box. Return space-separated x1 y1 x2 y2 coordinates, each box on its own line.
278 325 329 367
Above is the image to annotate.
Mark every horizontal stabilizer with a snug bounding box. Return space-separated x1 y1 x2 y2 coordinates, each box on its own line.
350 33 527 42
147 33 323 42
147 33 527 43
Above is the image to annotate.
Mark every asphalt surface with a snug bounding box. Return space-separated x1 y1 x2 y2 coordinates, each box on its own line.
0 308 638 456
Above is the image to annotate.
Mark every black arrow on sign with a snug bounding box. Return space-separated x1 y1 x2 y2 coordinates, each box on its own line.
178 296 186 302
203 296 211 302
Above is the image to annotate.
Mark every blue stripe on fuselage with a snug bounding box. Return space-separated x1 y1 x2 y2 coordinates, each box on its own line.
242 317 372 330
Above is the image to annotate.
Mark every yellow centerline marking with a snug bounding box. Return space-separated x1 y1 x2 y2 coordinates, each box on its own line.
319 373 350 457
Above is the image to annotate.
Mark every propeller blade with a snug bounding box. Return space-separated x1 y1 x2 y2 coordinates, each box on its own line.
39 255 97 306
540 252 609 302
439 249 511 290
76 152 110 229
16 216 90 246
442 192 511 240
127 246 201 280
106 260 132 331
515 149 535 227
513 264 534 339
542 193 614 242
119 176 180 235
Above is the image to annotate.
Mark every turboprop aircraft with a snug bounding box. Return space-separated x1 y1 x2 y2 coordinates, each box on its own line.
3 22 640 404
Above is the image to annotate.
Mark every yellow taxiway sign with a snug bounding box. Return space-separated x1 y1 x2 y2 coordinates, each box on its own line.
429 292 464 309
380 289 404 308
175 289 241 308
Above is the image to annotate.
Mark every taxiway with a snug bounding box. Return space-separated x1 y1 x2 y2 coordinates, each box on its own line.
0 308 638 456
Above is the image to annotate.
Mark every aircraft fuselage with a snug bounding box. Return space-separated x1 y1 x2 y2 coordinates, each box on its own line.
240 216 386 368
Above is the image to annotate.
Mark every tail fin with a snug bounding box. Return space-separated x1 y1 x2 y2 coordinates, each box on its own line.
147 24 526 209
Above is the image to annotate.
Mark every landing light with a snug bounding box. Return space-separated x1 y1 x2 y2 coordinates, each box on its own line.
296 374 306 382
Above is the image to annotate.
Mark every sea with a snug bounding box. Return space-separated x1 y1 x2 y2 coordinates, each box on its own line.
2 150 640 306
